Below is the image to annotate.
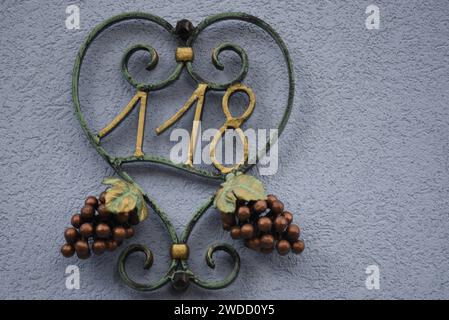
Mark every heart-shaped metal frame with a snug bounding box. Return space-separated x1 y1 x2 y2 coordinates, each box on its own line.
71 12 294 291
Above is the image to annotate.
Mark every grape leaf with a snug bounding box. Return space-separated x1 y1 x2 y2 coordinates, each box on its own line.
102 177 148 222
214 172 267 214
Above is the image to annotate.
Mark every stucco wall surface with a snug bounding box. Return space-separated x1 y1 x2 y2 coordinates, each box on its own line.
1 0 449 299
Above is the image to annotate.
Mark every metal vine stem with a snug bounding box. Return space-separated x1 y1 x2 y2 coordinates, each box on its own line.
71 11 294 291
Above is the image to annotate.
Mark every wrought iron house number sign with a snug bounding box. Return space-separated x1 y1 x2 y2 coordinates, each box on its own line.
60 11 304 292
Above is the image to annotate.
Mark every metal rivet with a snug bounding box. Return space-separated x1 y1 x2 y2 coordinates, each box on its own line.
170 243 190 260
176 47 194 62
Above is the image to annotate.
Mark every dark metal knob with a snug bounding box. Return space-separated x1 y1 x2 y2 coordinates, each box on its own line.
175 19 194 41
171 271 191 291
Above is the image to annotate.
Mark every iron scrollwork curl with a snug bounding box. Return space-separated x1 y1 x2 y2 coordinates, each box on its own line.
191 243 241 290
185 41 249 90
71 11 295 292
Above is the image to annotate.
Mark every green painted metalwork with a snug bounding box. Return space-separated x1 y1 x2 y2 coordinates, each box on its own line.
71 11 294 291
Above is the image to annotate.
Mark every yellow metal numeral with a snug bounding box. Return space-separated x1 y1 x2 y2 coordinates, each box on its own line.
98 91 148 158
156 83 208 166
210 83 256 174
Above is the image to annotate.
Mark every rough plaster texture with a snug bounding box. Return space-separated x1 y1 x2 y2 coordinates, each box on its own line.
1 0 449 299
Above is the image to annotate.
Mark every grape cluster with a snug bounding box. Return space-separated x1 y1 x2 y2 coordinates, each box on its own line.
60 192 139 259
221 195 304 255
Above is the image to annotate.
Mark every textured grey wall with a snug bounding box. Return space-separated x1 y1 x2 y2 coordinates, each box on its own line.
1 0 449 299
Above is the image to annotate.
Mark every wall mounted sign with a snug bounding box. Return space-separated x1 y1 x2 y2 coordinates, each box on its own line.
60 11 303 292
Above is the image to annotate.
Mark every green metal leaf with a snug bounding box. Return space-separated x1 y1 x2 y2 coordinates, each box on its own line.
213 172 267 214
102 177 148 222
